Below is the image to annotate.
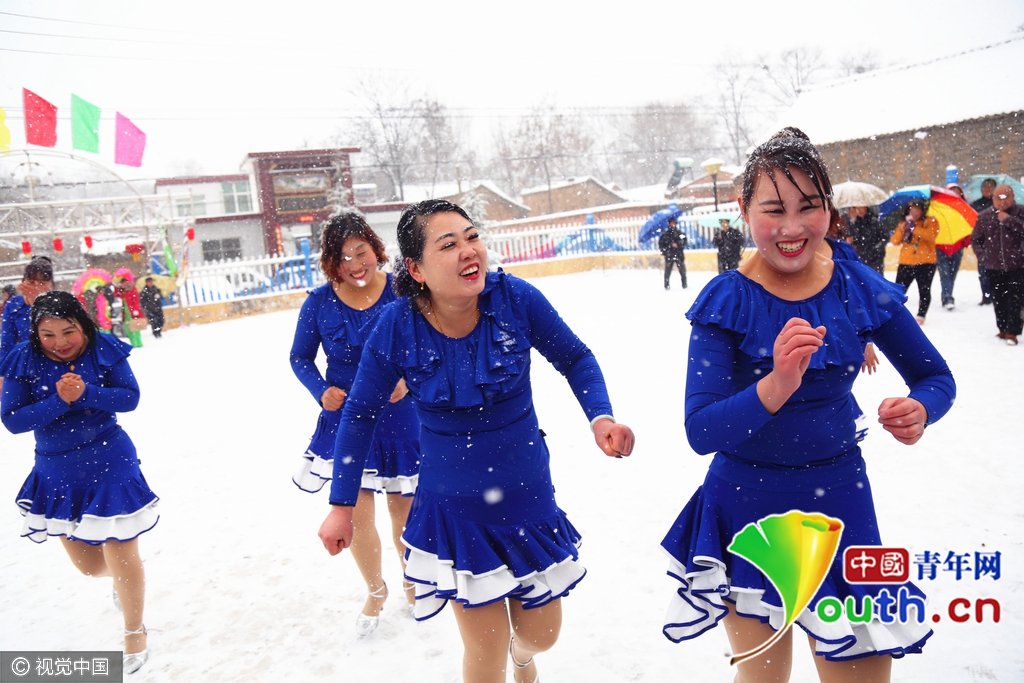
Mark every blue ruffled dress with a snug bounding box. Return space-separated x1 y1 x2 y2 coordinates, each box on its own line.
331 271 615 620
661 259 956 661
0 334 159 545
289 274 420 495
1 294 32 364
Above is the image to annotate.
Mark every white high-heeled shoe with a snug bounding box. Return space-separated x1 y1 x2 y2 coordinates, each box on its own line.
510 637 540 683
123 625 148 675
354 583 388 637
402 580 416 618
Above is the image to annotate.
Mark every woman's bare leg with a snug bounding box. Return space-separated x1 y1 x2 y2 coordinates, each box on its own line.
60 537 110 577
451 600 512 683
104 539 147 655
722 608 794 683
508 598 561 683
385 493 414 605
349 489 386 615
807 636 891 683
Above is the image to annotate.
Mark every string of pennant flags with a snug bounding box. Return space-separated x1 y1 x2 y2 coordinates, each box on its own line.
0 88 146 167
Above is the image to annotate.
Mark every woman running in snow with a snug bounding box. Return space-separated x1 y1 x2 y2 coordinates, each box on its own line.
318 199 634 683
660 128 955 683
290 211 420 635
1 291 158 675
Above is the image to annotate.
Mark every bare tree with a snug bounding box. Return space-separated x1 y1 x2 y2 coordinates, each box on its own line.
418 97 475 195
836 50 882 78
343 77 424 201
606 102 717 188
714 61 761 165
759 45 828 107
488 105 595 211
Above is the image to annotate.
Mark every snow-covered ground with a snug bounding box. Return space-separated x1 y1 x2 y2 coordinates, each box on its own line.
1 267 1021 682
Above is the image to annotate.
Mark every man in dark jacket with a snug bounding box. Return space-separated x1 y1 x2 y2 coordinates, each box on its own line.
139 277 166 338
658 218 687 289
846 206 888 276
971 185 1024 345
971 178 997 304
713 219 745 274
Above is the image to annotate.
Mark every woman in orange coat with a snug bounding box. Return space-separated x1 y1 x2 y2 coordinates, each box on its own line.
891 200 939 324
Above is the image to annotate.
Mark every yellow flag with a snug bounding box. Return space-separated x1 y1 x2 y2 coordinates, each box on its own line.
0 105 11 151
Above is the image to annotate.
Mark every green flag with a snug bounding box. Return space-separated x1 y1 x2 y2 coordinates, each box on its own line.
71 94 101 153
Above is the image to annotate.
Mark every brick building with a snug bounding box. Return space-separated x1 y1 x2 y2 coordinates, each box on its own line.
520 177 626 216
782 37 1024 190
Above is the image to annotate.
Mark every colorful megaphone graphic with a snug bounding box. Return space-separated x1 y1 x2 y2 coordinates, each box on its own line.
726 510 844 666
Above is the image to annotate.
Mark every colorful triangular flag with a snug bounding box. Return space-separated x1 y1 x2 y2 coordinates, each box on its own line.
23 88 58 147
114 112 146 167
0 105 11 151
71 94 101 153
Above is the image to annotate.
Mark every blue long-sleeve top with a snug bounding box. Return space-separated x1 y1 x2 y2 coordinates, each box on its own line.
1 295 31 364
330 270 613 505
290 275 401 402
1 333 139 457
684 261 955 489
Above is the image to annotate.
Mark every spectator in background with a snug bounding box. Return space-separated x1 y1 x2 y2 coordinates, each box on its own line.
713 218 745 274
2 284 18 312
113 269 144 349
845 206 888 276
935 183 969 310
138 278 165 339
971 185 1024 345
971 178 997 305
658 217 688 289
1 256 54 365
892 200 939 324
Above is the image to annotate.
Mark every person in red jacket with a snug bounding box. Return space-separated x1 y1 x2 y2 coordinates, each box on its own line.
113 269 145 349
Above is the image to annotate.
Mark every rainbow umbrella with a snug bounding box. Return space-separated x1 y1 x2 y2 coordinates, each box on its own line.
880 185 977 249
72 268 114 331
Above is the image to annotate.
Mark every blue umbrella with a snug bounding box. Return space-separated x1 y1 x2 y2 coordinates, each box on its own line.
639 207 683 243
964 174 1024 205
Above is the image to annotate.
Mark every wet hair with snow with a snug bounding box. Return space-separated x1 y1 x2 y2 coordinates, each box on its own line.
29 290 96 354
23 256 54 282
319 210 387 283
741 127 841 234
392 199 474 299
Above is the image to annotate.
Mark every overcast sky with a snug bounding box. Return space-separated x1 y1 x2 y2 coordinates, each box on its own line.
2 0 1023 183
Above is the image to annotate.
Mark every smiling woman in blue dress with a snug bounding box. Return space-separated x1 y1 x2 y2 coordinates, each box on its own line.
290 211 420 635
318 199 635 683
660 129 955 683
1 291 158 675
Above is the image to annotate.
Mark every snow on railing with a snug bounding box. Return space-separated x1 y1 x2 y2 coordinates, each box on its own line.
182 248 324 305
486 209 747 264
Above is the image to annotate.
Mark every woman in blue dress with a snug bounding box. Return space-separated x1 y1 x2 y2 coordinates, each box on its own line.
661 129 955 682
318 199 635 683
1 291 158 675
290 211 420 635
1 256 54 366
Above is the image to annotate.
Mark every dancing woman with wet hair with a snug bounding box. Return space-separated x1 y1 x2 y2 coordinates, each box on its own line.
290 210 421 635
1 256 54 365
0 291 158 675
660 128 955 683
319 199 634 683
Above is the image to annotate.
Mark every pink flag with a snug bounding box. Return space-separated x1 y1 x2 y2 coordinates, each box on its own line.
114 112 146 167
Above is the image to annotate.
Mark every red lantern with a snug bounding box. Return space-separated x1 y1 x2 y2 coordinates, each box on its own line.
52 237 64 254
84 234 94 250
21 240 31 256
186 227 195 242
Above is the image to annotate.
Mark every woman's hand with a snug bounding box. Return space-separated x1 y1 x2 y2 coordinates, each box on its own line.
318 505 354 556
389 378 409 403
861 343 880 375
757 318 825 414
321 387 347 412
877 397 928 445
593 418 634 458
56 373 85 405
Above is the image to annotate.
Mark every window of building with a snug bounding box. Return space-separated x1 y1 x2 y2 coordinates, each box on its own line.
176 194 207 217
201 237 242 262
222 181 253 214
